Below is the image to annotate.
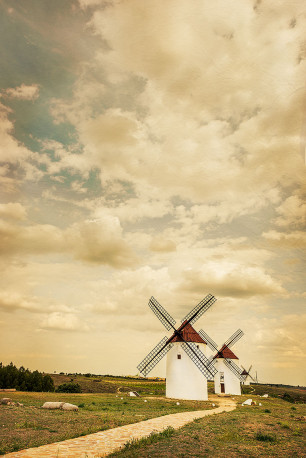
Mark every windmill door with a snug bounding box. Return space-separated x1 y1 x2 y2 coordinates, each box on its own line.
220 372 225 393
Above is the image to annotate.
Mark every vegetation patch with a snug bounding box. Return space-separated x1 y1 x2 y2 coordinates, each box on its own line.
255 431 277 442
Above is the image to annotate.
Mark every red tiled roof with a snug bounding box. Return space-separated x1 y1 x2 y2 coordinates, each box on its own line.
214 344 238 360
168 321 207 344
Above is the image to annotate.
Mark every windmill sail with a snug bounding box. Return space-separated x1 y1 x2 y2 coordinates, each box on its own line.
137 337 173 377
223 358 246 382
198 329 218 352
181 294 216 326
223 329 244 349
148 297 176 331
181 342 218 379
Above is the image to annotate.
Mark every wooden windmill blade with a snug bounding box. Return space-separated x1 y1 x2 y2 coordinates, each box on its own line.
198 329 219 352
223 358 246 382
180 294 216 326
137 336 173 377
223 329 244 349
148 297 176 331
181 342 218 379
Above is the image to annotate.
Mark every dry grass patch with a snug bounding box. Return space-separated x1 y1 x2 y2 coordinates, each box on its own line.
0 391 211 455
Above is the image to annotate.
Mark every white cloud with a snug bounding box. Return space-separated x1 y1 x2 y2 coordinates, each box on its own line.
176 263 285 298
0 203 27 220
40 312 89 332
0 291 41 313
0 217 137 268
4 84 39 100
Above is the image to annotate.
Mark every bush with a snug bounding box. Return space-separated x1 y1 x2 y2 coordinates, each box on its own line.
255 431 276 442
56 382 81 393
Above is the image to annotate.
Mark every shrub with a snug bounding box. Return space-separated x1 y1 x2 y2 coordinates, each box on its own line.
282 392 294 403
56 382 81 393
264 409 271 413
255 431 276 442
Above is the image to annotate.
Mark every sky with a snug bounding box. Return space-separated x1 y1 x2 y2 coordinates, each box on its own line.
0 0 305 386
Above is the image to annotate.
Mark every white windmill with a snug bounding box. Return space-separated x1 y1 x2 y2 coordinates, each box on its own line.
241 365 255 385
199 329 246 395
137 294 218 401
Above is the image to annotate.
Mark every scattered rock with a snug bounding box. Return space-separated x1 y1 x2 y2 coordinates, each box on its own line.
259 403 262 406
61 403 78 411
128 391 140 397
42 401 78 411
242 399 252 406
1 398 12 405
42 402 65 410
262 394 268 398
176 402 180 405
212 403 215 407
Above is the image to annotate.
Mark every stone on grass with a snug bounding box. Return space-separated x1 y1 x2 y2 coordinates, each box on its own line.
42 401 65 410
242 399 252 406
62 403 78 411
1 398 13 405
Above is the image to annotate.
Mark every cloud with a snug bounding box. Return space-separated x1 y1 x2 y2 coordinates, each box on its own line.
177 264 285 298
274 195 306 228
0 291 41 313
263 230 306 248
0 217 137 268
0 203 27 220
4 84 40 100
150 237 176 252
40 312 89 332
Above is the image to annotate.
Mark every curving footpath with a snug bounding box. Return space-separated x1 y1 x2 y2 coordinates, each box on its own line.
5 396 236 458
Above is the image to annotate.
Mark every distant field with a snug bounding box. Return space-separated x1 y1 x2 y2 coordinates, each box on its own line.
0 375 305 456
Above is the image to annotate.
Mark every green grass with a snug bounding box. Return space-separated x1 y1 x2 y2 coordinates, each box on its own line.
0 390 211 455
110 395 306 457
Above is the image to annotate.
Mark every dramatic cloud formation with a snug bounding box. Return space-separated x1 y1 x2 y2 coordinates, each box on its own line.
0 0 305 385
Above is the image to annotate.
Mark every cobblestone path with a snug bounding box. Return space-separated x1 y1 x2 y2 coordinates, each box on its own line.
5 396 236 457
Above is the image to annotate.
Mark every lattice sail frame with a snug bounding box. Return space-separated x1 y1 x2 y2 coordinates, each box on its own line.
137 336 173 377
198 329 218 352
148 297 176 331
224 329 244 349
181 294 216 325
223 358 246 382
181 342 218 379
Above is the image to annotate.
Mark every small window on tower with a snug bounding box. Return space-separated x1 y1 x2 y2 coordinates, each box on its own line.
197 345 199 349
177 354 181 359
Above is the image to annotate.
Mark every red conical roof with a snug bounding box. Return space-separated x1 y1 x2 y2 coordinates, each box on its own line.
168 321 207 344
214 344 238 360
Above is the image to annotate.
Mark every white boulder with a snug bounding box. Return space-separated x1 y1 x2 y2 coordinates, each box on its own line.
62 403 78 411
42 402 65 410
242 398 252 406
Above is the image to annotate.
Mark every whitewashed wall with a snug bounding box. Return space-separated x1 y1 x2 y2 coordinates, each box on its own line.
166 342 208 400
213 358 241 395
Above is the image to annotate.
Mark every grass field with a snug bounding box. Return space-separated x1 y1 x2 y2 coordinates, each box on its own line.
0 375 305 456
0 389 211 455
110 395 306 457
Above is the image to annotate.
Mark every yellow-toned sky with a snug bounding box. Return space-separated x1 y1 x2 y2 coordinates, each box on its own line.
0 0 305 386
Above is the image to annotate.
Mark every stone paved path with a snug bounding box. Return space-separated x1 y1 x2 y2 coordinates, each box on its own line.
5 396 236 457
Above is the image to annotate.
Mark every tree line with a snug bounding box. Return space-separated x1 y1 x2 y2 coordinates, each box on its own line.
0 362 54 392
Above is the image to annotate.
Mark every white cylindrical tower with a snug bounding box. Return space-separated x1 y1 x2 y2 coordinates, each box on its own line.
165 322 208 401
213 358 241 395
